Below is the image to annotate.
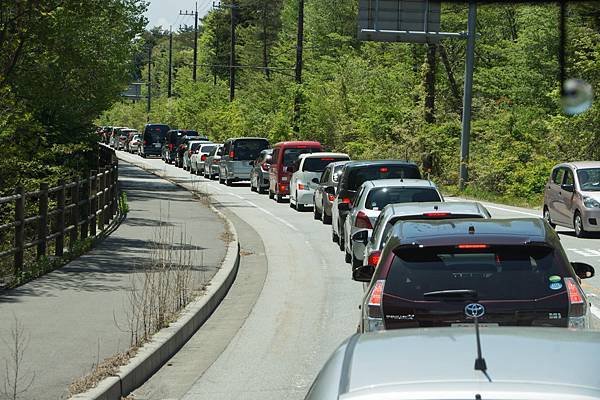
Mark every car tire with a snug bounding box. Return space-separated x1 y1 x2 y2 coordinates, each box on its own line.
313 204 321 220
338 225 345 251
219 175 225 184
543 206 556 228
258 185 266 194
269 190 275 200
352 253 362 268
276 194 284 203
332 228 339 243
296 193 305 211
345 250 352 264
574 211 587 238
226 178 233 186
322 203 332 225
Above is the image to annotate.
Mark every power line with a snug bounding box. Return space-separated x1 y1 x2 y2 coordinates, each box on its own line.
180 3 199 81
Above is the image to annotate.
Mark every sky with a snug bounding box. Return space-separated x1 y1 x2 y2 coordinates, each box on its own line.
146 0 213 30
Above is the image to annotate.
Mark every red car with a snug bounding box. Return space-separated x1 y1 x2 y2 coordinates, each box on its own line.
268 141 322 202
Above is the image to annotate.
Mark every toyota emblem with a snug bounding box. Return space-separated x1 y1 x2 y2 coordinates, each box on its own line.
465 303 485 318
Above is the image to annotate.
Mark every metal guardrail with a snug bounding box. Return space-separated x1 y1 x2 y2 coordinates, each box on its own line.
0 144 120 282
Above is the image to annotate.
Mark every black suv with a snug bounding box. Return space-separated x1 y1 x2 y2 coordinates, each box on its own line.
330 161 421 249
141 124 170 158
163 130 204 164
356 218 595 332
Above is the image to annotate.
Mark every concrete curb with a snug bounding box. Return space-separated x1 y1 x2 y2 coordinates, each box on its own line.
70 158 240 400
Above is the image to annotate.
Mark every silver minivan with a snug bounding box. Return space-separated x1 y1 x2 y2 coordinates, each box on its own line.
219 137 270 186
543 161 600 237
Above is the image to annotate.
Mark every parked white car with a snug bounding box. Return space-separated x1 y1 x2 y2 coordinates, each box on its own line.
342 179 443 267
190 143 219 175
289 152 350 211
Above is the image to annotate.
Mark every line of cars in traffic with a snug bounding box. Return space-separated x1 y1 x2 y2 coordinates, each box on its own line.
107 124 600 398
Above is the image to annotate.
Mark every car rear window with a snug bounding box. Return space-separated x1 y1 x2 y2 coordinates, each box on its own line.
283 147 320 166
233 139 269 160
385 245 567 301
200 145 216 154
145 125 169 143
365 188 441 210
303 157 349 172
190 142 203 151
347 165 421 190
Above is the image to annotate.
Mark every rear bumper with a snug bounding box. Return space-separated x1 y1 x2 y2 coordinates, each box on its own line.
143 146 161 156
296 189 315 205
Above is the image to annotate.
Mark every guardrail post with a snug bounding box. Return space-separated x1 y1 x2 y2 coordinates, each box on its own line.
56 180 65 257
90 170 97 237
98 171 105 232
37 182 49 259
81 176 90 240
111 165 118 218
103 169 110 226
14 187 25 277
70 179 80 248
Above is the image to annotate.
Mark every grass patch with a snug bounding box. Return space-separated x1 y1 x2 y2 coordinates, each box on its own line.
441 184 543 210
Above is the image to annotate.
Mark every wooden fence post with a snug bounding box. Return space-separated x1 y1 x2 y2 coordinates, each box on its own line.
81 176 89 240
37 182 49 259
56 180 65 257
103 169 110 226
14 187 25 277
97 171 105 232
70 179 80 248
90 170 97 237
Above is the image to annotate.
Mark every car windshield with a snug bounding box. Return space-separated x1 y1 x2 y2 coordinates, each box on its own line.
577 168 600 191
303 157 348 172
386 245 566 301
348 165 421 191
365 187 441 210
234 139 269 160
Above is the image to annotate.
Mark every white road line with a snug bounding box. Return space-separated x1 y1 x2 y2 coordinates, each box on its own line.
591 304 600 320
210 185 223 191
244 200 299 232
232 194 245 200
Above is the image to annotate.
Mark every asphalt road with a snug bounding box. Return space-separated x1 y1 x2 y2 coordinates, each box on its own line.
118 151 600 400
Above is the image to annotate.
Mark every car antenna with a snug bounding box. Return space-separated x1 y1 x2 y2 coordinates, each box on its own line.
473 311 492 382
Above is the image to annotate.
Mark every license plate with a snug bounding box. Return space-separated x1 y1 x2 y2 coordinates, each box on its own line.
154 143 161 148
451 323 499 327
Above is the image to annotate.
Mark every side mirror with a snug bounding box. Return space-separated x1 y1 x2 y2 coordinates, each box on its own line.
572 262 595 279
338 202 350 212
352 230 369 245
561 183 575 193
352 265 374 282
324 186 335 195
311 178 320 184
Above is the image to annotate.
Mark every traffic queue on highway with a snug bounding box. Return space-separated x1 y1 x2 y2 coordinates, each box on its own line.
100 124 600 399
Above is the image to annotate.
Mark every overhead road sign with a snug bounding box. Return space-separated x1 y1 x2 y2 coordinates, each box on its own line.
358 0 454 43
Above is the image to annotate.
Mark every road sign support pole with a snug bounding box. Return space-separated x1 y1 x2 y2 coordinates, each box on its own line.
459 1 476 191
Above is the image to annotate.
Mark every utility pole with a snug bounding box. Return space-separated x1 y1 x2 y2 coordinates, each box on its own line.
180 3 199 81
168 26 173 97
292 0 305 133
229 1 238 102
459 1 476 190
147 45 152 121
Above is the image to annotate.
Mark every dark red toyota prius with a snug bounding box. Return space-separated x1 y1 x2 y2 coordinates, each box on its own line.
356 218 595 332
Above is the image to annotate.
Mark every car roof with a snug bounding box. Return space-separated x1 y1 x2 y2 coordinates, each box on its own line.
226 137 269 141
343 160 418 169
361 178 437 189
381 201 488 218
299 152 349 160
389 218 551 247
556 161 600 170
273 140 321 147
330 327 600 399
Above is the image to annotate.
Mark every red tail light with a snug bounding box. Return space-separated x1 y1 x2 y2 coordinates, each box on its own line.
341 197 351 204
565 277 586 319
261 163 269 172
379 167 389 173
423 212 450 218
367 250 381 267
355 211 373 229
368 280 385 307
298 183 305 190
279 183 288 193
457 244 490 250
327 194 335 202
229 151 235 158
565 278 584 305
169 143 174 151
201 154 207 161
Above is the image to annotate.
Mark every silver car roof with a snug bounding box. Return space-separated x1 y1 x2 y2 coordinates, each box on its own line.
312 327 600 400
361 179 437 189
298 152 350 160
554 161 600 170
380 201 489 219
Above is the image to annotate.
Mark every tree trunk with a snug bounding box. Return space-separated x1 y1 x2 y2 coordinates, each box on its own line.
424 43 437 123
439 44 462 114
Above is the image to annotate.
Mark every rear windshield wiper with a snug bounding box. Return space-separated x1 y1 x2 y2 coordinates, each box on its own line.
423 289 478 301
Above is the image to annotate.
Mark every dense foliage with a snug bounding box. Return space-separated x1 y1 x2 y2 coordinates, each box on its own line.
101 1 600 204
0 0 147 193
